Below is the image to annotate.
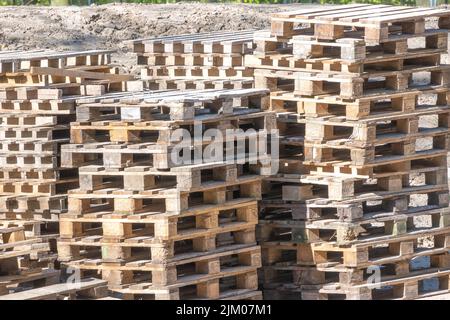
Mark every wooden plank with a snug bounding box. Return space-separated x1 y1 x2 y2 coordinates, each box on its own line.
0 50 113 63
365 8 450 23
128 30 256 45
297 4 393 21
325 6 418 22
0 278 107 300
273 4 371 19
30 67 133 82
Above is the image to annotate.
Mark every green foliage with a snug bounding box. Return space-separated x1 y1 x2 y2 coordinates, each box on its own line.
0 0 424 6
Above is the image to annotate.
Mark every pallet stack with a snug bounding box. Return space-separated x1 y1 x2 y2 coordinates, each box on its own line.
57 88 276 300
0 50 133 254
0 222 59 295
127 30 256 91
247 4 450 299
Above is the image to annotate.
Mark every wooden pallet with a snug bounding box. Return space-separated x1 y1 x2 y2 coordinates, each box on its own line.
0 113 75 127
305 270 450 300
139 78 254 91
281 106 450 145
247 50 443 75
0 178 78 196
137 53 245 68
0 154 57 169
311 225 450 265
276 118 450 169
267 167 449 203
0 277 108 300
0 99 75 115
61 143 271 171
60 244 260 288
68 112 275 146
0 124 68 141
59 198 257 240
259 206 450 245
0 268 60 296
76 161 270 193
61 137 274 170
0 224 59 295
0 67 129 90
0 219 59 250
279 146 448 180
1 220 47 238
261 228 450 292
0 194 67 214
253 28 448 60
0 226 55 260
0 84 99 101
0 138 68 154
0 222 59 255
0 50 113 73
301 133 449 166
65 175 261 213
270 4 450 43
262 183 449 224
128 30 256 55
141 65 253 79
260 250 450 292
0 214 62 229
73 88 269 121
113 268 260 300
269 86 450 120
263 266 450 300
255 65 450 99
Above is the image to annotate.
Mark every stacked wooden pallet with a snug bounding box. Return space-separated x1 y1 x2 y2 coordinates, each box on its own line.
247 4 450 300
0 50 133 252
127 30 256 90
0 222 59 295
57 88 276 300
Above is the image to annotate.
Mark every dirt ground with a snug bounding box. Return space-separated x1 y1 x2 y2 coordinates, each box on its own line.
0 3 321 72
